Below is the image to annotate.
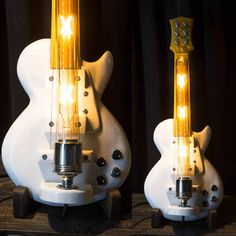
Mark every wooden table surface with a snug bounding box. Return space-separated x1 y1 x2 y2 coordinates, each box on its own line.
132 194 236 236
0 177 131 236
1 175 236 235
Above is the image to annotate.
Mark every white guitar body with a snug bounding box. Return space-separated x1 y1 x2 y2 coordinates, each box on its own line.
144 119 223 221
2 39 131 206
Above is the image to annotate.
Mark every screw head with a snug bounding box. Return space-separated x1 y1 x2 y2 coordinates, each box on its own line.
49 121 54 127
75 76 81 81
84 91 89 96
83 109 88 114
42 154 48 160
49 76 54 81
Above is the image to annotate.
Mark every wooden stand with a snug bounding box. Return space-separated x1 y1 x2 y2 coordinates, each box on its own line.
13 186 32 218
99 189 121 220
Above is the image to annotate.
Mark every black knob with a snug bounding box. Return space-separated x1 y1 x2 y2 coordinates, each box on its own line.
96 175 107 185
202 201 209 207
110 167 122 177
202 189 208 196
96 157 106 167
211 196 217 202
112 149 123 160
211 185 218 192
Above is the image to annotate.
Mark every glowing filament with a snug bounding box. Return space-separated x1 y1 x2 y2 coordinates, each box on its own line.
60 16 73 39
60 85 74 104
178 106 187 120
178 145 188 158
177 73 186 88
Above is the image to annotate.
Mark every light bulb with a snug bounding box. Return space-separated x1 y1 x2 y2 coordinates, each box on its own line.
178 145 188 158
178 106 187 120
51 0 81 142
60 84 74 104
60 16 73 39
177 73 186 88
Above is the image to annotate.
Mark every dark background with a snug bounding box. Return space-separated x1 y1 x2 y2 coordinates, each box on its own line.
0 0 236 199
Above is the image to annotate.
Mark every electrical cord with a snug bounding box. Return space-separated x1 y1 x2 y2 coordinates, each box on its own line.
132 202 148 209
131 216 151 228
0 196 13 203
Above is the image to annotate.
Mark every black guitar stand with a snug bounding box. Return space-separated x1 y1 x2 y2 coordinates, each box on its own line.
151 208 218 229
13 186 121 220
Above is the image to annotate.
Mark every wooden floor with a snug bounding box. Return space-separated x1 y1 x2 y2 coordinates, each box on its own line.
1 175 236 235
132 193 236 236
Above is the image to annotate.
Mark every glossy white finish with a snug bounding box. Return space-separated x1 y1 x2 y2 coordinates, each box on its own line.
144 119 223 221
2 39 131 206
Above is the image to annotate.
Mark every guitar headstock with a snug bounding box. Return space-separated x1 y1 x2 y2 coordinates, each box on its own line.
170 17 194 54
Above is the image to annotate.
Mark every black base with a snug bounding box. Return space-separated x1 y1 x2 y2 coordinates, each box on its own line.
99 189 121 220
206 209 218 229
151 208 218 229
151 208 163 228
12 186 121 220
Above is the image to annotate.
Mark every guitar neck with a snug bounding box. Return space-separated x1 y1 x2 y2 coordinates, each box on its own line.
170 17 194 138
173 53 192 137
170 17 194 177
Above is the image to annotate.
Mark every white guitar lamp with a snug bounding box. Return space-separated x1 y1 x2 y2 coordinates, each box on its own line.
144 17 223 222
2 0 131 208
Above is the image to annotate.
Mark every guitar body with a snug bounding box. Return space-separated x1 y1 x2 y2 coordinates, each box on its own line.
144 119 223 221
2 39 131 206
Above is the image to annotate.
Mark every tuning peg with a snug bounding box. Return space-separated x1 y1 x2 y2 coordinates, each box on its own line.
183 29 188 36
175 21 179 28
174 30 179 36
183 39 188 46
175 38 179 45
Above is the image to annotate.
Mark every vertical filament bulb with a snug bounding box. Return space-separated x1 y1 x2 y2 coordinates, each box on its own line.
60 16 73 39
178 145 188 158
60 85 74 104
177 73 186 88
178 106 187 120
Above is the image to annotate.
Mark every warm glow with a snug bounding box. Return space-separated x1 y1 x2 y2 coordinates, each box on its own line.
177 73 186 88
60 16 73 39
51 0 81 141
178 145 188 158
60 85 74 104
173 55 191 177
178 106 187 120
